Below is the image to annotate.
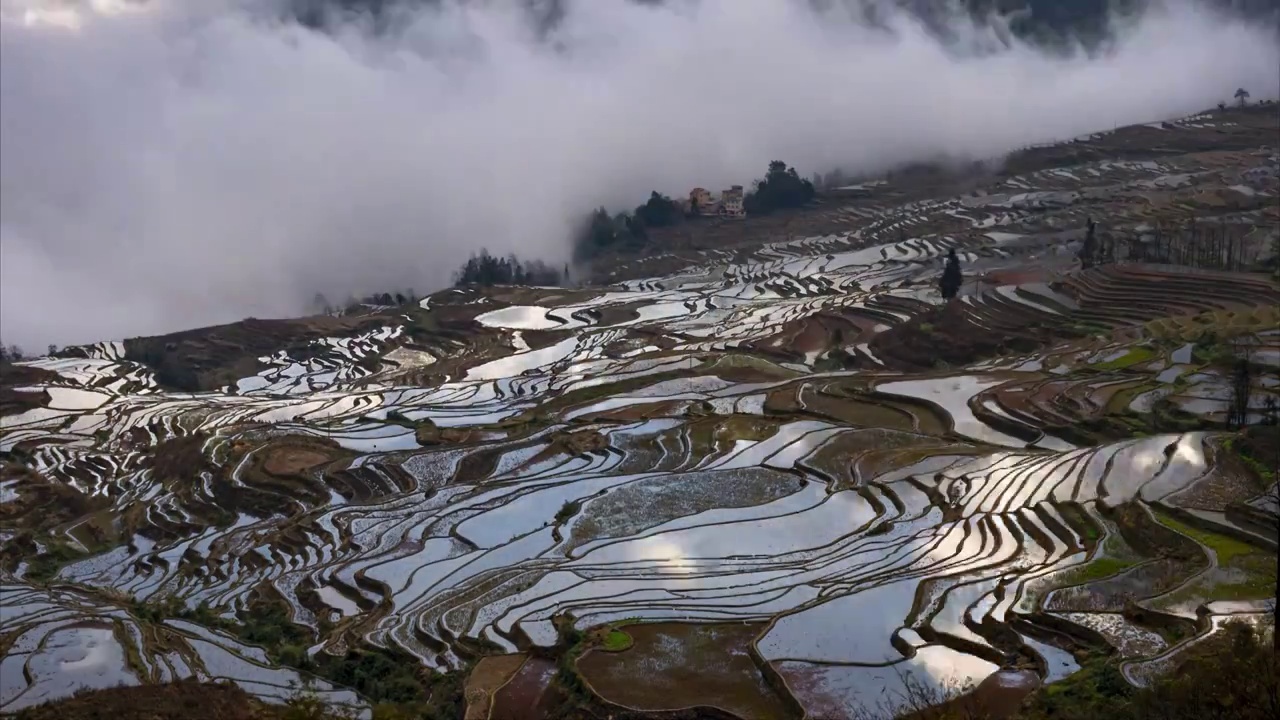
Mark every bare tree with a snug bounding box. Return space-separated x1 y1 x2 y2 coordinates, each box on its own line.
1235 87 1251 108
1228 339 1256 429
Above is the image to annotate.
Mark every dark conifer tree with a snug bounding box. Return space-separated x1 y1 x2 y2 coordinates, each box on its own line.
939 247 963 301
1079 217 1097 269
1229 357 1253 429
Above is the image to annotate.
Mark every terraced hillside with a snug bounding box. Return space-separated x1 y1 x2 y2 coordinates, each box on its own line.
2 106 1278 720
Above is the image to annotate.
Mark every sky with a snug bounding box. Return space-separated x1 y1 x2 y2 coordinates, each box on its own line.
1 0 1277 349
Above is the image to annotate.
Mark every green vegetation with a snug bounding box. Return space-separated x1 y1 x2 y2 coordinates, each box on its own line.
1153 511 1257 565
938 248 962 301
1056 554 1137 586
1055 503 1101 543
24 541 89 583
742 160 817 215
124 341 202 391
633 191 684 228
384 409 412 427
452 249 562 288
128 593 461 718
1069 320 1112 337
600 629 633 652
1158 554 1277 606
1147 510 1276 603
1022 652 1134 719
1224 430 1279 485
572 159 816 260
1093 346 1156 371
555 499 582 524
1017 622 1275 720
552 619 593 707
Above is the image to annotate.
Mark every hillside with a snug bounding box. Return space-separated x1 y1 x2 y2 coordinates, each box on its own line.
1 103 1277 720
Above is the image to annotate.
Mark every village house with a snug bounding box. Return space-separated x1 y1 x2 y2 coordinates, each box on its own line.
720 185 745 218
687 185 746 219
688 187 717 215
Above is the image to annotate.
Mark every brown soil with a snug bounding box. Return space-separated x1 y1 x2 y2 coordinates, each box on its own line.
414 420 474 447
490 656 557 720
1112 502 1203 563
464 654 529 720
199 436 375 521
123 313 402 392
576 622 795 720
0 363 60 385
263 447 334 476
150 433 213 481
0 463 113 535
549 428 609 456
0 386 49 416
1168 437 1271 511
868 303 1066 372
11 680 276 720
0 363 59 415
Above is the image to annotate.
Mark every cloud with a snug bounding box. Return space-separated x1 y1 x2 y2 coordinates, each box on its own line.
1 0 1276 349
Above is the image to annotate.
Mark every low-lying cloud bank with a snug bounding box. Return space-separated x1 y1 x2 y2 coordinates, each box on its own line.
2 0 1277 349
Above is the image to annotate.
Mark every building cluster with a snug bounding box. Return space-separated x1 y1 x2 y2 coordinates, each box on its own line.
685 185 746 219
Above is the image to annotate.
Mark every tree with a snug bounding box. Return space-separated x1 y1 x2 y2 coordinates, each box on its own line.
46 344 57 357
1235 87 1250 108
1079 217 1098 269
1218 101 1227 111
743 160 816 215
1228 354 1253 429
452 250 561 287
939 247 963 301
634 191 682 228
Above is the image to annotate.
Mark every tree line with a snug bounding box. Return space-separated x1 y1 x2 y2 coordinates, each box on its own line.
309 290 421 315
574 159 817 259
1079 216 1263 272
452 251 565 288
1 343 59 363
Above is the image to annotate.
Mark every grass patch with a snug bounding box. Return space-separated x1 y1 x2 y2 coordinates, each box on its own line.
1156 554 1278 606
1214 554 1280 600
1056 555 1138 586
600 629 633 652
1153 511 1258 565
1056 503 1101 544
1093 346 1156 371
705 353 804 380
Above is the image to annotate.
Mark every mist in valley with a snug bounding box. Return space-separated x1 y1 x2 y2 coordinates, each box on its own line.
1 0 1277 350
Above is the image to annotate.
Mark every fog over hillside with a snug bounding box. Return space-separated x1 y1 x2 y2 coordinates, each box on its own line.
1 0 1277 349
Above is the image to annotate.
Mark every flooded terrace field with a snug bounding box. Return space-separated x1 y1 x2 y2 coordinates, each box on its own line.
2 108 1277 718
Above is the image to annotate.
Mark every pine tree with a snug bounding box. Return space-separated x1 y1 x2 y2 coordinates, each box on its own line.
939 248 963 301
1079 218 1097 269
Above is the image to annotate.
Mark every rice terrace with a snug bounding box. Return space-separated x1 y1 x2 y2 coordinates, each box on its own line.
2 104 1278 719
